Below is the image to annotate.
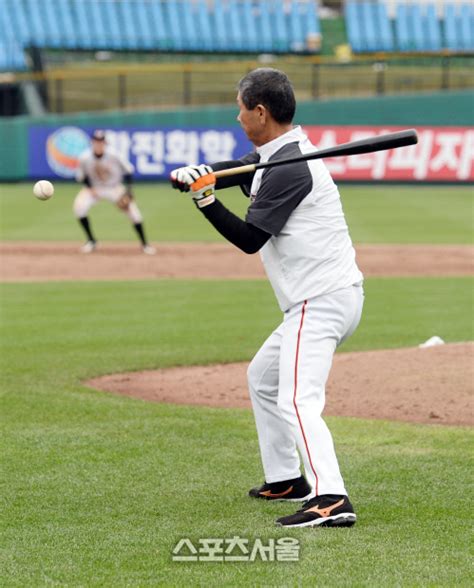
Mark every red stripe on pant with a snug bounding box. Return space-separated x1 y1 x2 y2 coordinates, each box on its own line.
292 299 320 496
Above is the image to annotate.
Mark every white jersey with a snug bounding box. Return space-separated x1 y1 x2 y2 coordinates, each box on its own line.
76 148 134 189
245 126 363 312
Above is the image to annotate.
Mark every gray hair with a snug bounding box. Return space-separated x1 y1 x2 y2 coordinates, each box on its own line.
238 68 296 124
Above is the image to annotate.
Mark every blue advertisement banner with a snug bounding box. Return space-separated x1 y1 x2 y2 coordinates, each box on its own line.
28 126 253 180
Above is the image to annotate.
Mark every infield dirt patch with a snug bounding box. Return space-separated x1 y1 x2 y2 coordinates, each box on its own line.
0 242 472 282
88 343 473 427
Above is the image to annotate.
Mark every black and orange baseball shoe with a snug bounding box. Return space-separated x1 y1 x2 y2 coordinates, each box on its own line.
248 475 312 502
276 494 356 527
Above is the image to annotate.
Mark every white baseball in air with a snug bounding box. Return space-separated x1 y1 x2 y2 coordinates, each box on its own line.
33 180 54 200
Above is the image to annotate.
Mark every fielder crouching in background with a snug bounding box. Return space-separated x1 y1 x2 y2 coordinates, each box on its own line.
74 130 155 255
170 68 364 529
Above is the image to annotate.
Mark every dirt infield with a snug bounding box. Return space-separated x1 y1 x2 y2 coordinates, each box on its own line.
2 240 472 425
88 343 473 427
0 241 473 282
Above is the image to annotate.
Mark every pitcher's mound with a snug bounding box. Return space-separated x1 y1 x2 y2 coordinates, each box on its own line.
88 343 473 426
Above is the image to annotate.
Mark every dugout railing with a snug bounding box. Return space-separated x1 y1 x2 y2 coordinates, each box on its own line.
2 53 472 115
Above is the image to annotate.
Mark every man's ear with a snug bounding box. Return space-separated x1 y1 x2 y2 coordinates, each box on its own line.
255 104 267 124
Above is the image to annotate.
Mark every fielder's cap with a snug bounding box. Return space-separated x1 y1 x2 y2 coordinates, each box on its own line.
91 130 106 141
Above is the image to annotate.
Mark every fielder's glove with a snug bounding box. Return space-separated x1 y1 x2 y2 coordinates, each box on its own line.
170 165 216 208
116 191 133 210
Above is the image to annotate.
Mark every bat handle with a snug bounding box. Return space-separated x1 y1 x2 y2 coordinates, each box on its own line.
213 164 256 179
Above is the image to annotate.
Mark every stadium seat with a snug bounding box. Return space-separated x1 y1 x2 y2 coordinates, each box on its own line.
148 0 171 50
100 0 123 50
375 2 395 51
133 1 155 50
0 3 27 71
303 0 322 51
425 4 442 52
119 0 141 50
8 0 473 59
87 0 109 50
55 0 79 49
360 1 378 52
163 0 184 52
271 1 289 53
345 1 468 54
212 0 228 52
0 0 326 60
459 3 474 50
178 0 200 52
240 0 260 53
24 0 48 48
347 0 391 53
257 0 274 53
228 0 245 53
6 0 32 46
444 4 461 50
395 3 412 51
71 0 94 49
288 0 305 52
194 0 213 52
345 2 365 52
444 4 455 49
408 3 425 51
42 0 63 49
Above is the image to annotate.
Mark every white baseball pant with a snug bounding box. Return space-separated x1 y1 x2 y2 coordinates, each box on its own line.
73 186 143 224
248 283 364 497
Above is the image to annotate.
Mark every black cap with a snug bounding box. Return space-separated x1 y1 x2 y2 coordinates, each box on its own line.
91 130 106 141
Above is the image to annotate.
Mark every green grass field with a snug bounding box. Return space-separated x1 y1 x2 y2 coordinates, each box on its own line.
1 183 473 586
1 183 472 244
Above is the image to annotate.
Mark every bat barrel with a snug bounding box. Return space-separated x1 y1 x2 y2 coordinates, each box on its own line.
257 129 418 170
213 129 418 179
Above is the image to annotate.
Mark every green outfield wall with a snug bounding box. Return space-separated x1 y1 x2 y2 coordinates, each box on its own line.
1 90 472 181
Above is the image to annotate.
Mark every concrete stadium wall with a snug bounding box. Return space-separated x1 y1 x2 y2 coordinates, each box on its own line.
1 90 472 181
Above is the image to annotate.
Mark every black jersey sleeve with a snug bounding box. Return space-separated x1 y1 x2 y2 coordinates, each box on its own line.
245 142 313 236
212 151 260 197
199 199 271 254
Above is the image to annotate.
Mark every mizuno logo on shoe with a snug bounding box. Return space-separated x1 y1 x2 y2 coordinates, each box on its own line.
260 485 294 498
306 498 345 518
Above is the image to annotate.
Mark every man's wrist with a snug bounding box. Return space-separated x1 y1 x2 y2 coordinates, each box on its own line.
195 194 216 208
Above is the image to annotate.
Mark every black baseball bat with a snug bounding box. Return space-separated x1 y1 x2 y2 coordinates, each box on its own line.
213 129 418 178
